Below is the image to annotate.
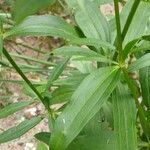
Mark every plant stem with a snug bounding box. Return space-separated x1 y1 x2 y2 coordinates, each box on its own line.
113 0 123 63
113 0 141 61
122 0 141 41
3 48 45 105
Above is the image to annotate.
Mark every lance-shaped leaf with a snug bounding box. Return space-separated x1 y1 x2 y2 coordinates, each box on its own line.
139 66 150 107
0 117 43 143
52 46 113 63
12 0 55 24
75 0 110 42
112 83 137 150
0 101 34 119
69 38 115 50
4 15 78 39
50 66 121 150
53 46 100 57
45 58 69 91
129 53 150 71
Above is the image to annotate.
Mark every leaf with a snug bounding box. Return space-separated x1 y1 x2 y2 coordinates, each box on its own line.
53 46 101 57
45 58 69 91
112 83 137 150
75 0 110 42
51 72 88 104
131 41 150 53
71 58 96 73
36 142 48 150
50 66 121 150
12 0 55 24
123 38 141 59
4 15 78 39
71 56 116 64
0 101 34 119
50 86 75 104
139 66 150 107
53 46 114 63
128 53 150 71
34 132 51 145
0 117 43 143
67 133 114 150
69 38 115 50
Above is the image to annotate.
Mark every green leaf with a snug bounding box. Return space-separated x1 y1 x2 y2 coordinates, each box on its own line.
112 83 137 150
52 46 113 63
0 101 34 119
71 56 116 64
71 58 96 73
129 53 150 71
50 66 121 150
139 66 150 107
131 41 150 53
69 38 115 50
53 46 100 57
67 133 114 150
123 38 140 59
36 142 48 150
12 0 55 24
0 117 43 143
75 0 110 42
51 85 75 104
45 58 69 91
35 132 51 145
4 15 78 39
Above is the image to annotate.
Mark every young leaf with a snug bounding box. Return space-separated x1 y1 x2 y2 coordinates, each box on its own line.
45 58 69 91
75 0 111 42
50 66 121 150
4 15 78 39
12 0 55 24
112 83 137 150
0 101 34 119
35 132 51 145
0 117 43 143
128 53 150 71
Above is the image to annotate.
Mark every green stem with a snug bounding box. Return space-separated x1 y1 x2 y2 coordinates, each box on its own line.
113 0 141 61
122 0 141 41
123 68 150 139
113 0 123 63
3 48 45 104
